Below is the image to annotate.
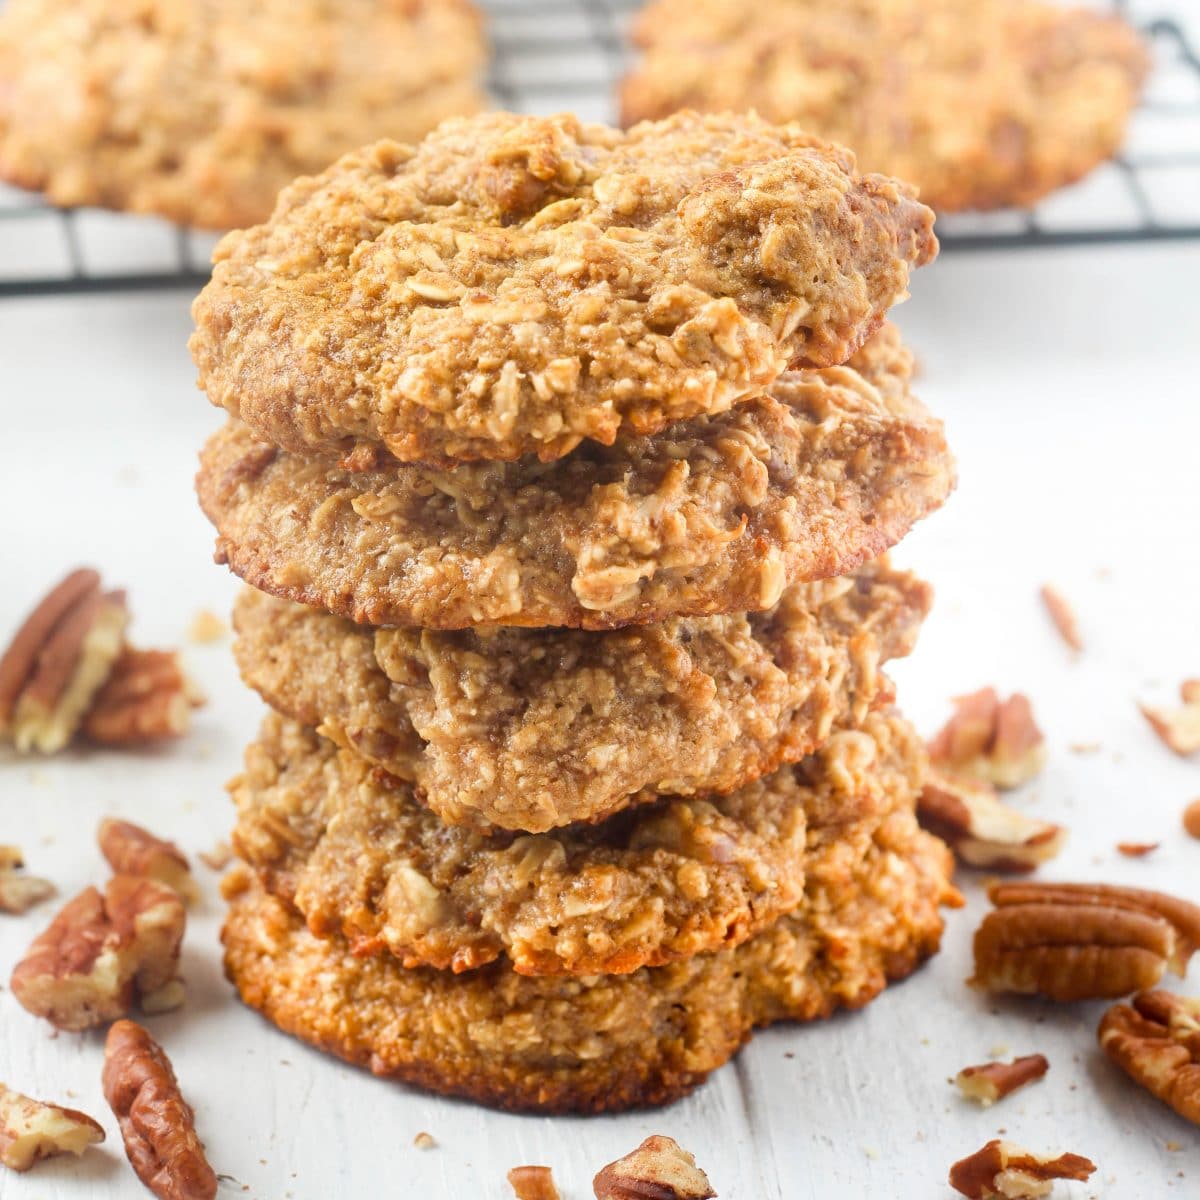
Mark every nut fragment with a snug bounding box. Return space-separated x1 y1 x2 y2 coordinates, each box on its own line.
955 1054 1049 1107
918 769 1065 873
594 1135 716 1199
1116 841 1159 858
508 1165 561 1200
413 1131 435 1149
1184 799 1200 841
83 647 204 746
10 876 186 1030
197 843 233 872
0 569 128 754
971 881 1200 1002
1140 681 1200 756
186 610 226 645
103 1020 217 1200
929 688 1046 789
98 818 197 904
0 1082 105 1172
1099 990 1200 1125
0 845 56 915
1039 585 1082 653
949 1140 1095 1199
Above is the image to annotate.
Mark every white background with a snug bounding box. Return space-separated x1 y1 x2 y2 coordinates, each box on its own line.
2 4 1200 1198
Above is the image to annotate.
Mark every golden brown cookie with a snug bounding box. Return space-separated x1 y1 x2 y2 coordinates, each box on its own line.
0 0 485 230
189 110 937 464
232 559 929 831
622 0 1149 212
232 711 924 974
197 324 954 631
222 795 955 1113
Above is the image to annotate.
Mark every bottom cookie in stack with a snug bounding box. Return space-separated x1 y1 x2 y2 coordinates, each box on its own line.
222 712 958 1113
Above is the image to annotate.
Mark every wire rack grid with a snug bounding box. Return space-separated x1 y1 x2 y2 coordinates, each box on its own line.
1 0 1198 297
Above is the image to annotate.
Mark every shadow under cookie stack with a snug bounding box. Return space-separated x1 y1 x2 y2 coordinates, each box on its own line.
192 110 960 1113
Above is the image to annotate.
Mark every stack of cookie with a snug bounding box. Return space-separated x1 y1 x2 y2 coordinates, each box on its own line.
193 111 959 1112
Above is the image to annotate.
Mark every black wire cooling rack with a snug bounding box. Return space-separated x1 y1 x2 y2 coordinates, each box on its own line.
1 0 1198 297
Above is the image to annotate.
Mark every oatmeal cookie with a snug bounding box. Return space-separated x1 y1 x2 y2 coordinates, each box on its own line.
232 710 923 974
0 0 485 230
222 799 955 1113
197 324 954 631
622 0 1149 212
190 110 937 464
232 559 928 831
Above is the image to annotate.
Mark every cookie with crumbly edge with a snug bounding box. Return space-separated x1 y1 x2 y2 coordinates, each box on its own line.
622 0 1148 213
190 109 936 464
232 710 923 974
222 797 955 1113
197 323 954 631
0 0 486 231
232 559 928 831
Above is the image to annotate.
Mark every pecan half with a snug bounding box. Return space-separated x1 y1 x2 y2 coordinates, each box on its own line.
918 769 1065 873
508 1165 561 1200
103 1020 217 1200
929 688 1046 789
1141 680 1200 756
0 845 55 915
594 1135 716 1199
1039 585 1082 653
83 647 204 746
949 1140 1094 1199
955 1054 1049 1107
0 1082 104 1172
98 818 197 904
0 569 128 754
1099 990 1200 1126
10 876 186 1030
971 881 1200 1002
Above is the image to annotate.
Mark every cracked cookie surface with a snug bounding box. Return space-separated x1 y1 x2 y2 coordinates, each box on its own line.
190 110 937 463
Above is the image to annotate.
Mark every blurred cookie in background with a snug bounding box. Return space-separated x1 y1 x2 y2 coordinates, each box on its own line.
0 0 487 230
621 0 1149 212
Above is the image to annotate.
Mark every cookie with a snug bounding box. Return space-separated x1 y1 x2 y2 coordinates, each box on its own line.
232 710 923 974
197 323 954 631
232 559 928 831
622 0 1148 212
222 790 955 1113
190 110 937 464
0 0 485 230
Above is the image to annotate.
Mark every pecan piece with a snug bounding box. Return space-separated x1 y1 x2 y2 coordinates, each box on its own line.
1184 799 1200 841
955 1054 1049 1107
929 688 1046 789
103 1020 217 1200
1140 680 1200 756
10 876 186 1030
98 818 197 904
0 1082 104 1172
0 569 128 754
1099 990 1200 1125
918 769 1065 873
949 1140 1094 1199
83 647 204 746
971 881 1200 1002
0 845 55 915
509 1164 561 1200
594 1135 716 1199
1039 585 1082 653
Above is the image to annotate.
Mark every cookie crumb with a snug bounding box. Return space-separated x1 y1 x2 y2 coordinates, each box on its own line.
413 1131 435 1150
507 1165 559 1200
187 610 227 644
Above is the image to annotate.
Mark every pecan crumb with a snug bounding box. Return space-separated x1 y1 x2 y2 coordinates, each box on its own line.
955 1055 1049 1107
413 1131 435 1150
1140 681 1200 756
1183 799 1200 841
508 1164 560 1200
197 843 234 872
594 1135 716 1199
949 1139 1095 1198
0 845 56 915
186 610 227 645
1116 841 1159 858
1039 585 1083 652
0 1082 104 1172
929 688 1046 789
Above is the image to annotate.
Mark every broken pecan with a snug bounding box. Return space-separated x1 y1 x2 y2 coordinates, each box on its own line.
1141 680 1200 756
98 818 197 904
508 1164 561 1200
0 1082 104 1172
929 688 1046 789
971 881 1200 1002
83 647 204 746
949 1140 1094 1199
1184 799 1200 841
0 569 128 754
1116 841 1159 858
0 845 55 915
1099 990 1200 1126
103 1020 217 1200
10 876 186 1030
1039 585 1082 652
918 769 1065 873
955 1054 1049 1107
594 1135 716 1199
